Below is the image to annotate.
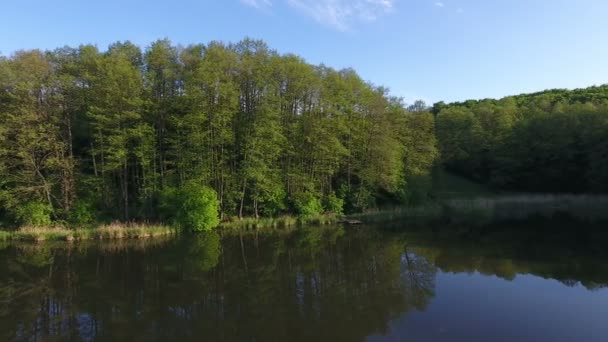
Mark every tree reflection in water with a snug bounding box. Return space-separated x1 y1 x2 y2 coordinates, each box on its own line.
2 223 608 341
0 228 436 341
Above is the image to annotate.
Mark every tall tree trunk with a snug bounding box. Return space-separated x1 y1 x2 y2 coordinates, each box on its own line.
239 179 246 219
123 162 129 221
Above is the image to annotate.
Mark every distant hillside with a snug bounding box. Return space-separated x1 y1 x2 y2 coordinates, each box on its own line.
432 85 608 194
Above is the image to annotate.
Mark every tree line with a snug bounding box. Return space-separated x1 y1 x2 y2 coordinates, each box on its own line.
2 37 606 227
433 85 608 193
0 38 438 226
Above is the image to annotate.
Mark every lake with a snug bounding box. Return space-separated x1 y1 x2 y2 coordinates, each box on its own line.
1 221 608 341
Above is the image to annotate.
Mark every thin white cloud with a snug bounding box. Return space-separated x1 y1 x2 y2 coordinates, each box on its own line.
287 0 395 31
434 2 444 8
241 0 272 9
456 8 464 13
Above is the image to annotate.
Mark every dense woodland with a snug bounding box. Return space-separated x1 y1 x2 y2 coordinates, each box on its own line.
0 38 607 227
433 86 608 193
0 39 438 226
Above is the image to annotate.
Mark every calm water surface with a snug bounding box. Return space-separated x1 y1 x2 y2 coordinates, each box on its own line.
1 223 607 341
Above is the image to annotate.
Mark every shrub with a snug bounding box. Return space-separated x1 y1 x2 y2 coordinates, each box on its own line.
293 192 323 218
157 186 179 221
258 186 287 217
15 202 52 226
348 187 375 212
176 182 220 232
68 199 95 225
325 193 344 215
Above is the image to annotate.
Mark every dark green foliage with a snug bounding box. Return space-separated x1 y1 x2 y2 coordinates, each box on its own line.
157 186 180 222
435 86 608 193
324 193 344 215
67 200 96 225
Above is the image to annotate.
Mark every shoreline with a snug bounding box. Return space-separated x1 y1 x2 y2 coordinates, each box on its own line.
0 213 343 244
3 194 607 244
0 223 177 243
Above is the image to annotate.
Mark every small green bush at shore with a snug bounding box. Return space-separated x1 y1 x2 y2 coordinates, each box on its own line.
159 183 220 232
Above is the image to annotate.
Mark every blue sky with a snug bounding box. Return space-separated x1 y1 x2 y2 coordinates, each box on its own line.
1 0 607 103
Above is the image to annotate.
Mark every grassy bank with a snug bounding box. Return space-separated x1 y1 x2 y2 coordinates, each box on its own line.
0 222 176 243
219 214 339 231
0 213 340 243
4 193 606 243
0 213 341 244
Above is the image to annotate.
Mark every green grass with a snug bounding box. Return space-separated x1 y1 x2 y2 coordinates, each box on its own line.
0 230 12 241
16 226 74 242
0 222 176 243
300 213 339 226
96 222 176 240
220 213 339 231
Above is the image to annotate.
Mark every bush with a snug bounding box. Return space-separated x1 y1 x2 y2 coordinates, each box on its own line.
348 187 375 212
325 193 344 215
158 186 179 221
175 182 220 232
15 202 52 226
293 192 323 218
258 186 287 217
68 199 95 225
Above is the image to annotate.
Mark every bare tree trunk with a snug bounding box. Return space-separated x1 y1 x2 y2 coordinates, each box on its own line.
122 162 129 221
91 143 98 177
239 179 246 219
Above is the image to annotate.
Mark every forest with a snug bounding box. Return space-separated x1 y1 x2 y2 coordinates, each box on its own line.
0 38 438 228
0 38 607 229
433 86 608 193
